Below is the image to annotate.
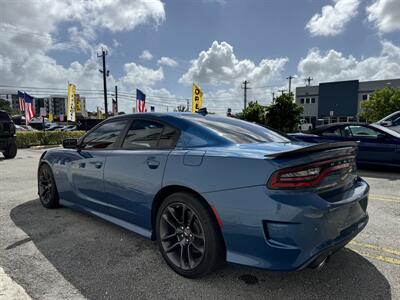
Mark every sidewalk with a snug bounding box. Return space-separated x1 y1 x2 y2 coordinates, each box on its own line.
0 267 31 300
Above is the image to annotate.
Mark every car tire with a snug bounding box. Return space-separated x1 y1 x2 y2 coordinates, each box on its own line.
38 164 59 208
156 192 225 278
3 141 17 159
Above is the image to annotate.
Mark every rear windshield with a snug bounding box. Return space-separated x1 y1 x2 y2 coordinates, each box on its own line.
0 111 11 121
183 115 290 144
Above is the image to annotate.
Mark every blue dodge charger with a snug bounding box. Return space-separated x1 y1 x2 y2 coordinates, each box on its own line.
37 113 369 277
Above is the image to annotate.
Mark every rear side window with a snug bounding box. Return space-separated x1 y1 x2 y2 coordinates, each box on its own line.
122 119 178 150
0 111 11 121
81 120 128 149
321 127 342 136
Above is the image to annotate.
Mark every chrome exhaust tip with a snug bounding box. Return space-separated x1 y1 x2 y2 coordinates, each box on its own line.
309 255 330 270
315 256 328 270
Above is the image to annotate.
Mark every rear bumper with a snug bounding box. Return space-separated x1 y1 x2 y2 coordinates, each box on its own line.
202 177 369 271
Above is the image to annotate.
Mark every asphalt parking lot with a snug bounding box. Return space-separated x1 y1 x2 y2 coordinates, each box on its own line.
0 148 399 300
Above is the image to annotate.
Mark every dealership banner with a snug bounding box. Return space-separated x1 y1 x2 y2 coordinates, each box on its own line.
191 83 203 112
75 95 81 113
67 83 76 121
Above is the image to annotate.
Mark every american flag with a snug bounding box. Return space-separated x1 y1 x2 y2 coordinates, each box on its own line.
18 91 25 111
136 89 146 112
24 93 35 125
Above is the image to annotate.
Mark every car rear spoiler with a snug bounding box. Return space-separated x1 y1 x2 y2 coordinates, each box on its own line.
265 141 358 159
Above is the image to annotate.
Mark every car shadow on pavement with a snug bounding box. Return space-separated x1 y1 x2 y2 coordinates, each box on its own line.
10 200 391 300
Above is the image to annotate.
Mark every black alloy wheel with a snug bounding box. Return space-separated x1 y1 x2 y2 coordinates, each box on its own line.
38 164 59 208
156 192 225 278
160 203 205 270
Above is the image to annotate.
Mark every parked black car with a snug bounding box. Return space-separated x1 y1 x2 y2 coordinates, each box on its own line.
0 110 17 159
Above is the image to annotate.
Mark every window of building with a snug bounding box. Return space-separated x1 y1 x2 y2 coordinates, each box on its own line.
306 98 310 104
311 98 315 103
300 98 304 104
362 94 368 100
81 120 128 149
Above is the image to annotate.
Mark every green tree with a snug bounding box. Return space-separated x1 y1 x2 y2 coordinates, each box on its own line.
265 93 303 132
239 101 266 124
0 99 14 115
359 87 400 122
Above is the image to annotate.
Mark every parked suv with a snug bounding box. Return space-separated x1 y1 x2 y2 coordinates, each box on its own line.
0 110 17 159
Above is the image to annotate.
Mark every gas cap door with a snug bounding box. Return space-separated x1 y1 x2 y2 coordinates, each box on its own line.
183 150 206 166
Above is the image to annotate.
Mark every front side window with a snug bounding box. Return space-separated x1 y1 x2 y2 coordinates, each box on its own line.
81 120 128 149
348 125 380 137
122 119 178 150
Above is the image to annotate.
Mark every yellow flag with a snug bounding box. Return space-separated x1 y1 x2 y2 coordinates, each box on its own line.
48 113 53 122
192 83 203 112
67 83 76 121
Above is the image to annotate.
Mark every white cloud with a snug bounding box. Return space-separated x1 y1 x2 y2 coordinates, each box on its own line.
297 40 400 83
139 50 154 60
120 63 163 88
306 0 360 36
179 41 287 86
0 0 167 113
367 0 400 33
157 57 178 67
179 41 288 114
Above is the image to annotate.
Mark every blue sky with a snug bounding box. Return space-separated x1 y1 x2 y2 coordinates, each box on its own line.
1 0 400 114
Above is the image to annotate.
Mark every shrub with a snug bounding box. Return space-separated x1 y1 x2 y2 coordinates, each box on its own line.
16 131 85 148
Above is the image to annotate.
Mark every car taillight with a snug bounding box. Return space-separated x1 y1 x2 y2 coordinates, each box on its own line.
268 156 355 189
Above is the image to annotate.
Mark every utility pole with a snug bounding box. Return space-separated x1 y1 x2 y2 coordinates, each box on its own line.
272 92 275 101
305 76 313 87
241 80 250 110
278 89 286 96
286 75 295 95
114 85 118 115
98 48 109 118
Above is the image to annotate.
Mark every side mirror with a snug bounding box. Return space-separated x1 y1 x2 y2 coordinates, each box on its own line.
380 121 392 127
63 138 78 149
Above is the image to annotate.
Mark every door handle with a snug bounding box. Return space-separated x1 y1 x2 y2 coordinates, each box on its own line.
146 157 160 169
94 162 103 169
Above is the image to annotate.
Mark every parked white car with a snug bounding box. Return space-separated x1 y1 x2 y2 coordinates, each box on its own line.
375 111 400 133
298 119 312 131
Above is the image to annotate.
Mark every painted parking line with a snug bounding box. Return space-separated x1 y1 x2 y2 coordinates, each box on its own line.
348 240 400 266
368 194 400 203
350 241 400 256
349 249 400 266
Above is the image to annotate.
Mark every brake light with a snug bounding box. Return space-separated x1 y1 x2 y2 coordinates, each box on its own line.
268 156 355 189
